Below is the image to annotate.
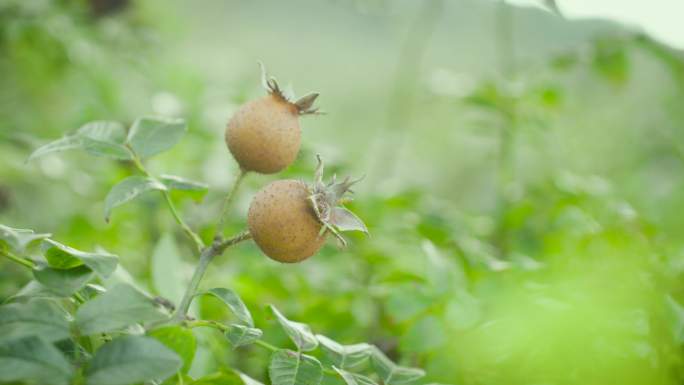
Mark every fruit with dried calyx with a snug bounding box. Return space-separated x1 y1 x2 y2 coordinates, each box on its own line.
247 155 367 263
225 63 320 174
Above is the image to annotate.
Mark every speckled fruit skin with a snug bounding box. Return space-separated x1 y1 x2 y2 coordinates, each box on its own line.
248 180 326 263
225 94 301 174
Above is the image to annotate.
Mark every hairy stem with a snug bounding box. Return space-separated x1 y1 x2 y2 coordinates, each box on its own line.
128 148 204 252
173 231 252 321
0 249 35 269
214 169 247 241
174 246 214 322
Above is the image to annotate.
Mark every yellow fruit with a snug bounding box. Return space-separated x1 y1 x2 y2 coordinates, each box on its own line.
247 180 326 263
225 93 301 174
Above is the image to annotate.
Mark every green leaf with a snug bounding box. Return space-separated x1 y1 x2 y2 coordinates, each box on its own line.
28 121 130 161
7 280 61 302
160 174 209 202
191 370 243 385
77 121 131 159
334 367 378 385
237 371 265 385
151 233 185 306
226 324 263 348
269 305 318 352
86 335 181 385
0 299 70 343
33 265 95 296
76 283 169 335
126 116 187 159
104 176 167 222
316 335 372 369
330 207 368 234
42 239 118 278
28 135 83 162
148 326 196 374
0 224 51 253
0 337 74 385
369 347 425 385
200 288 254 327
268 349 323 385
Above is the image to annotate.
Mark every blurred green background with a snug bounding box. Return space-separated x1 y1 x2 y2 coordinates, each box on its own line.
2 0 684 384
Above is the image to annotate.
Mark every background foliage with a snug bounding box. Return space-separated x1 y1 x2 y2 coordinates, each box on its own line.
1 0 684 384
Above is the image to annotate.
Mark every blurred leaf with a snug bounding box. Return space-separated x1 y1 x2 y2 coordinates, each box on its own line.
334 367 378 385
0 336 73 385
399 315 445 353
33 265 94 296
0 224 50 253
269 305 318 351
269 349 323 385
226 324 263 348
148 325 196 374
7 280 60 302
192 369 262 385
28 121 130 161
316 334 372 369
160 174 209 202
42 239 118 278
0 299 70 343
200 288 253 327
126 116 187 159
592 38 629 86
85 335 181 385
104 176 167 222
370 347 425 385
667 295 684 344
78 121 131 159
76 283 168 335
152 233 185 306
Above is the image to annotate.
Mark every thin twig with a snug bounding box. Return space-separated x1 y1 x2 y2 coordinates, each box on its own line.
172 230 252 321
127 147 204 252
214 169 247 242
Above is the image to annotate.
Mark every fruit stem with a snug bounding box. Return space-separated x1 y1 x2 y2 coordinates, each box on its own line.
173 230 252 321
214 169 247 241
127 147 205 252
0 249 35 269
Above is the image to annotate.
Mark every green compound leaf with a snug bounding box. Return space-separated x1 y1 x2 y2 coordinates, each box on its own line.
370 347 425 385
85 335 181 385
269 305 318 352
334 367 378 385
42 239 118 278
316 334 373 369
200 288 254 327
148 325 196 374
104 176 168 222
33 265 95 296
126 116 187 159
160 174 209 202
225 324 263 348
76 283 169 335
28 121 131 161
0 224 51 254
0 299 70 343
268 349 323 385
0 337 74 385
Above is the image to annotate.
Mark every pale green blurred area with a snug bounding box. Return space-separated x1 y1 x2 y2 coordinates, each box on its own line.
2 0 684 384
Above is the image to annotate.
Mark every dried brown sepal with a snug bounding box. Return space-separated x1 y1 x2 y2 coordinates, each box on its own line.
258 61 321 115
